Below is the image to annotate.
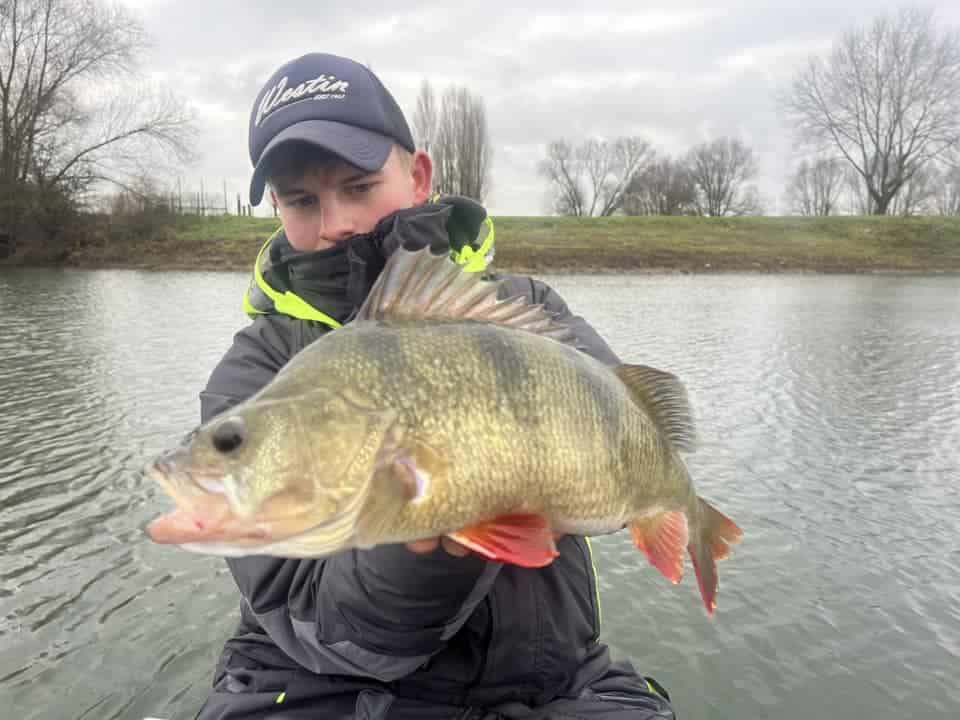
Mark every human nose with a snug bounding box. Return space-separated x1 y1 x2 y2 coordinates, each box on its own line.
317 199 356 245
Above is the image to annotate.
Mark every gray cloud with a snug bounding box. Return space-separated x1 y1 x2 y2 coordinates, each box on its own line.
121 0 960 216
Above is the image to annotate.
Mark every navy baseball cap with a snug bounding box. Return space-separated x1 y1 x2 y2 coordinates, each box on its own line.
248 53 416 205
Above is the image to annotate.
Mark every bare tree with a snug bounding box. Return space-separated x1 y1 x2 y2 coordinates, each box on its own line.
781 7 960 215
429 85 492 202
622 155 695 215
583 137 651 216
0 0 194 222
539 136 651 216
538 139 586 216
102 172 168 215
844 166 874 214
846 162 937 215
787 156 846 216
412 79 437 153
934 165 960 216
686 137 761 216
888 165 937 215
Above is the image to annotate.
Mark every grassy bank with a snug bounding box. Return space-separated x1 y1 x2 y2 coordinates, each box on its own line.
57 213 960 274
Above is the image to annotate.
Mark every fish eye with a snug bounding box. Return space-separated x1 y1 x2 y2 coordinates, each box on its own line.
212 417 247 454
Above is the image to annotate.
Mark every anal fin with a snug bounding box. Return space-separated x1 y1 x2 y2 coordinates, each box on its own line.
629 511 689 584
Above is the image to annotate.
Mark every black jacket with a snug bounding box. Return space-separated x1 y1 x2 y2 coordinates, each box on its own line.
194 203 675 720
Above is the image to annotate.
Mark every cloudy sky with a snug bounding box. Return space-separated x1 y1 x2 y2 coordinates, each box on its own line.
120 0 960 217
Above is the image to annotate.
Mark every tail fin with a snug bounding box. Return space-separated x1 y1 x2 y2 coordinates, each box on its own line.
688 498 743 615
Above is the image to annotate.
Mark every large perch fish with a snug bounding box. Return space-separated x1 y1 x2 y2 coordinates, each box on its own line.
145 246 743 614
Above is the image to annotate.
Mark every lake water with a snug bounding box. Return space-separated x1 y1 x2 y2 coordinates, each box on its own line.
0 268 958 720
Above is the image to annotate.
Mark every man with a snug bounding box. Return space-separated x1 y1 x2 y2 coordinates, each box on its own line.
196 52 676 720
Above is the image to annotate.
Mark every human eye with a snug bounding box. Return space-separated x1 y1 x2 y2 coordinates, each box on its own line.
286 194 316 209
346 181 377 196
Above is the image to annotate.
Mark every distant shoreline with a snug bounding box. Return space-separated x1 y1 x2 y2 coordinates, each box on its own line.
6 214 960 274
51 259 960 276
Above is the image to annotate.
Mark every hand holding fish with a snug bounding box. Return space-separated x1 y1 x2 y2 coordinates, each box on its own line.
406 537 471 556
407 532 566 557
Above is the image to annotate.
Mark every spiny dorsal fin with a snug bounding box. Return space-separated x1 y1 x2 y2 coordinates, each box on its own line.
355 245 578 345
615 364 697 452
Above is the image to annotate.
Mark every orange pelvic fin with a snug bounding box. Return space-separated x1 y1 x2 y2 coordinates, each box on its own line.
629 511 689 584
448 513 559 568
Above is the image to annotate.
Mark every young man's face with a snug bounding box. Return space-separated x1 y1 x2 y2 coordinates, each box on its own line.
269 146 433 252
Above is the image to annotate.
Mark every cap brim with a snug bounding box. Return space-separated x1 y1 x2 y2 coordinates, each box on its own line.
248 120 394 205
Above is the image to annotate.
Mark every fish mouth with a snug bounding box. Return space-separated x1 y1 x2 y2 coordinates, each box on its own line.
143 458 271 547
144 507 271 546
143 457 373 555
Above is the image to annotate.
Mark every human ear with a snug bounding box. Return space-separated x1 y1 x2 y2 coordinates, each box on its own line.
410 150 433 205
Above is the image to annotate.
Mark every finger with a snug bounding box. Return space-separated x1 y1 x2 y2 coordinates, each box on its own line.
406 538 440 554
440 536 472 557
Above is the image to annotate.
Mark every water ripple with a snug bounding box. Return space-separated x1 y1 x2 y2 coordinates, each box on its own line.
2 270 959 720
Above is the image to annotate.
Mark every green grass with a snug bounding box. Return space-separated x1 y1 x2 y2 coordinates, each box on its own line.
490 215 960 272
63 213 960 273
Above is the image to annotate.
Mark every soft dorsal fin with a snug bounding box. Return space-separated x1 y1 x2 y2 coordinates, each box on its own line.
355 245 577 345
615 364 697 452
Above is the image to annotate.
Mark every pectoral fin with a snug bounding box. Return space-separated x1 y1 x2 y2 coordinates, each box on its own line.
449 513 559 567
354 430 450 544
